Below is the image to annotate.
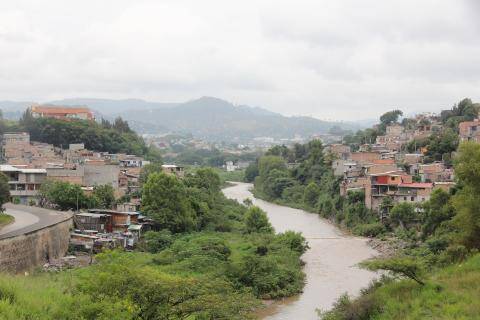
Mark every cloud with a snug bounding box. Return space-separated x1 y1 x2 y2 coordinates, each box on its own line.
0 0 479 120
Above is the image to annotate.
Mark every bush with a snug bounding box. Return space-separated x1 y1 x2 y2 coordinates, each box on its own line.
144 230 174 253
353 223 386 237
244 206 274 234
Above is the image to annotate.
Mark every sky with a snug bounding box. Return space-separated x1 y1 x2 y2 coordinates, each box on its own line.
0 0 479 121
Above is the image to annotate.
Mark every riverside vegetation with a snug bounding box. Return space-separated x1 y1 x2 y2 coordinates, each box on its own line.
0 168 307 319
246 102 480 319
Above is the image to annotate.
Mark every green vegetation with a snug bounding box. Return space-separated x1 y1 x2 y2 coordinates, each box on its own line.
250 141 382 237
39 181 115 210
0 172 10 211
164 145 258 168
319 141 480 319
0 213 14 228
1 168 306 318
343 109 403 150
16 110 162 161
319 254 480 320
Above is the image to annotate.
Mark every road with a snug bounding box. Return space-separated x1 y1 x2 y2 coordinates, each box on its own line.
223 182 378 320
0 203 72 240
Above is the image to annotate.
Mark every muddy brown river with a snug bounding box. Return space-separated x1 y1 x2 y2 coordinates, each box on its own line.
223 182 378 320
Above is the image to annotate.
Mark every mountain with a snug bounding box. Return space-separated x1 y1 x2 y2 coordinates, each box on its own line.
0 101 36 120
47 98 178 114
112 96 362 141
0 97 364 142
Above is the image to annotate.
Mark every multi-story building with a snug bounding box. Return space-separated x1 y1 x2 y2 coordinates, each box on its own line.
0 164 47 204
30 105 94 121
365 171 433 213
459 119 480 142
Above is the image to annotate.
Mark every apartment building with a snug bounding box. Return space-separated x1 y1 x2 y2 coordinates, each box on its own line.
0 164 47 204
365 171 434 211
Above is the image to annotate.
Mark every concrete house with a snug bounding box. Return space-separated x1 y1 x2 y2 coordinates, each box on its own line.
0 165 47 204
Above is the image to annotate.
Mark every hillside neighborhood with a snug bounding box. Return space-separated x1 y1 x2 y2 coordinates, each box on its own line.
1 105 184 252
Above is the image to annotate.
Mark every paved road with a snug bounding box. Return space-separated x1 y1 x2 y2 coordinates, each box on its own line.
0 204 72 240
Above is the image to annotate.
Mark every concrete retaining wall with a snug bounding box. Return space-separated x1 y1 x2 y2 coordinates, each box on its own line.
0 217 72 273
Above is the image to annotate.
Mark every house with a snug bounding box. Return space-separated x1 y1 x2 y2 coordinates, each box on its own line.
88 209 140 232
225 161 238 172
365 171 434 213
386 124 404 136
419 162 445 182
459 119 480 142
119 156 150 168
0 165 47 204
326 144 351 160
350 152 382 164
46 166 84 185
74 212 113 233
83 162 120 190
332 160 362 178
162 164 185 177
30 105 94 121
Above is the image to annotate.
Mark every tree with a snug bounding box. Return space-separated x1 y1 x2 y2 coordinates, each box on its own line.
244 162 259 182
380 110 403 126
389 202 416 229
360 256 425 285
185 168 221 194
141 173 195 233
421 188 454 238
244 206 273 233
39 180 90 211
139 162 164 185
258 156 287 178
262 169 294 199
92 184 115 209
0 173 10 211
112 116 131 133
452 142 480 249
303 182 320 208
143 229 173 253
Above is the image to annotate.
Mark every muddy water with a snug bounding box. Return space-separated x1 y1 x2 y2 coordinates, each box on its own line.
223 182 378 320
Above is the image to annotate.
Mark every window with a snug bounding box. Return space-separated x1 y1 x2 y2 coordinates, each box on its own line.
411 196 415 201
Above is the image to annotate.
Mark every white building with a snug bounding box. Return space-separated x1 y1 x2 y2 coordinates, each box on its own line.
0 165 47 205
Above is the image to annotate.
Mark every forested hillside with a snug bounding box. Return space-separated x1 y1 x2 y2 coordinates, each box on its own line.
0 109 162 162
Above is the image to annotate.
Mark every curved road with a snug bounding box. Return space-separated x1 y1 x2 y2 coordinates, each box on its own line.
223 182 378 320
0 203 72 240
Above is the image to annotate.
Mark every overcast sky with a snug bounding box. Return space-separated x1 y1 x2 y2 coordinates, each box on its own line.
1 0 479 121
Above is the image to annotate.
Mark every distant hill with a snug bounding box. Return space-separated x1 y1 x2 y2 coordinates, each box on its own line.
0 97 364 141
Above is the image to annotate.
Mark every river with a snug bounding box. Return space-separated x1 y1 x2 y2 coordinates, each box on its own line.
223 182 378 320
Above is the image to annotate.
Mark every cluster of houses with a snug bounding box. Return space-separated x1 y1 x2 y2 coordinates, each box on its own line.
327 113 462 216
0 105 185 251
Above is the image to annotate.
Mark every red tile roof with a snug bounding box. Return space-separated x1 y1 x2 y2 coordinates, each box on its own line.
31 105 91 114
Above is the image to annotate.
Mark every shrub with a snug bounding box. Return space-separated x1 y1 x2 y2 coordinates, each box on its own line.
353 223 386 237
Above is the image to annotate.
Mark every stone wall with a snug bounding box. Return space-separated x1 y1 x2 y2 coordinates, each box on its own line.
0 217 72 273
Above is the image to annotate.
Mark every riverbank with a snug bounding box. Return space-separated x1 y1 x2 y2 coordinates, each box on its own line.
223 182 378 320
252 187 399 258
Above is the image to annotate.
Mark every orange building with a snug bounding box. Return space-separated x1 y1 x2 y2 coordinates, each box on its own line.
31 105 94 121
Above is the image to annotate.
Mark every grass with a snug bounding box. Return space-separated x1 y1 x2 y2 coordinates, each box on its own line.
372 254 480 320
0 213 14 229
